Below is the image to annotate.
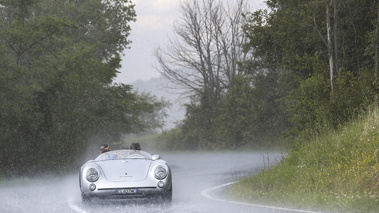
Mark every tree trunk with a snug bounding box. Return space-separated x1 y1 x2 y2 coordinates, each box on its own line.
376 1 379 76
376 1 379 105
326 0 334 93
333 0 339 77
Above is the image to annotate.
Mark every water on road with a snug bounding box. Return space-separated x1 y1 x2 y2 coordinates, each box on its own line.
0 151 319 213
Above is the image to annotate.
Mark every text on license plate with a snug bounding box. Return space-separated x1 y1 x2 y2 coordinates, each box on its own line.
116 189 138 194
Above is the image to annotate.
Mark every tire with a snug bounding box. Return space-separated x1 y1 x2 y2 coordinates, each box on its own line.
81 192 92 203
160 185 172 203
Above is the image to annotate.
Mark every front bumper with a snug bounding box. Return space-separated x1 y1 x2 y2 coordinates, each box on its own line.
82 186 167 200
80 175 172 200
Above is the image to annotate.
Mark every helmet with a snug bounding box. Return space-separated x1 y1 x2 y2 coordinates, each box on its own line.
130 143 141 151
100 144 110 153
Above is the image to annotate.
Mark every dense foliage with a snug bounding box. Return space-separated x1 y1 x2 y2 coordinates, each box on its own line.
0 0 166 175
227 105 379 212
158 0 378 150
250 0 378 142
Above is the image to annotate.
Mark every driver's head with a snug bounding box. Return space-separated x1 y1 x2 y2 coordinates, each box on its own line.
130 143 141 151
99 144 110 154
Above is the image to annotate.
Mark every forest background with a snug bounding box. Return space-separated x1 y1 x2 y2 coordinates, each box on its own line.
0 0 378 176
156 0 378 151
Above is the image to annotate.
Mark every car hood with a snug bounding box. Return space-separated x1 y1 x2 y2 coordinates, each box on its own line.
96 159 152 182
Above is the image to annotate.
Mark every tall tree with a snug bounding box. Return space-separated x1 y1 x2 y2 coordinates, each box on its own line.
242 0 378 139
333 0 339 77
155 0 250 147
155 0 249 101
376 0 379 105
326 0 334 92
0 0 167 175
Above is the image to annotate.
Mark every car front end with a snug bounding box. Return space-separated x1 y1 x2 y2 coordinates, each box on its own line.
79 156 172 202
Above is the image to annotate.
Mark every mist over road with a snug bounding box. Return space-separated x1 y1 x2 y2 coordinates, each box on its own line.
0 151 313 213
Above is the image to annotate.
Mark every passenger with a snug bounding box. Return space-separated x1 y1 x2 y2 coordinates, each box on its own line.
130 143 141 151
99 144 111 154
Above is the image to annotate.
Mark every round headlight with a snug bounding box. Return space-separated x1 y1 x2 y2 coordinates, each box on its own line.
154 166 168 180
86 168 99 182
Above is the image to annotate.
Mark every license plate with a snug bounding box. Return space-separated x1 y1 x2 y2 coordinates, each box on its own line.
116 188 138 194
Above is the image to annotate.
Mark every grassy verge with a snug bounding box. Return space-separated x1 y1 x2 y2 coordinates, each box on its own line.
226 106 379 213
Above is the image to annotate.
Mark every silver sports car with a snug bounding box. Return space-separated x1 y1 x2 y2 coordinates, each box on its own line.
79 150 172 202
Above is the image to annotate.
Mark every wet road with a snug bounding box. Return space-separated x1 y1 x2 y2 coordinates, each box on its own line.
0 151 319 213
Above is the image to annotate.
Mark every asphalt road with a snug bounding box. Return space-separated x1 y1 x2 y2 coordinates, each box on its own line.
0 151 321 213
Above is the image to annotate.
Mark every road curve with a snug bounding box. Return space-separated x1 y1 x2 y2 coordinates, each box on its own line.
201 181 322 213
0 151 322 213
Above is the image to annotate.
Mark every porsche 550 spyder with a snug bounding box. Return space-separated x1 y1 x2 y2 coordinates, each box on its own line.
79 150 172 202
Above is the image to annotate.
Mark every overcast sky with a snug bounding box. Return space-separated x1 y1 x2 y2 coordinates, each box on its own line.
114 0 267 84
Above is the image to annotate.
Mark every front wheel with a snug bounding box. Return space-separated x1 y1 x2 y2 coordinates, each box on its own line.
81 192 92 203
160 185 172 203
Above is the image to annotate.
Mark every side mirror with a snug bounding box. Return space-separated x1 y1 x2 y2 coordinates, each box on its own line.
151 155 160 161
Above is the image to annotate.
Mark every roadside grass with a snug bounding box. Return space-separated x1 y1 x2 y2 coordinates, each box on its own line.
226 106 379 213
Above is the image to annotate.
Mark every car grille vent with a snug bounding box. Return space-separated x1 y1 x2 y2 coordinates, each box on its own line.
98 187 156 191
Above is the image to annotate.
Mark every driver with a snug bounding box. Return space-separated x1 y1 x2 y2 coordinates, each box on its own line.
99 144 110 154
99 144 118 159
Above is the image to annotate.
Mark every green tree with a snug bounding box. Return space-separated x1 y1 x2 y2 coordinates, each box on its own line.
216 71 289 148
136 92 171 133
242 0 378 141
0 0 168 175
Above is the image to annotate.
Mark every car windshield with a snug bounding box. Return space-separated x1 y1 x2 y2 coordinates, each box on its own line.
95 150 152 161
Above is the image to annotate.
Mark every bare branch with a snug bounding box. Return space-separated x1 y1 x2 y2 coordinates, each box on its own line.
155 0 250 105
